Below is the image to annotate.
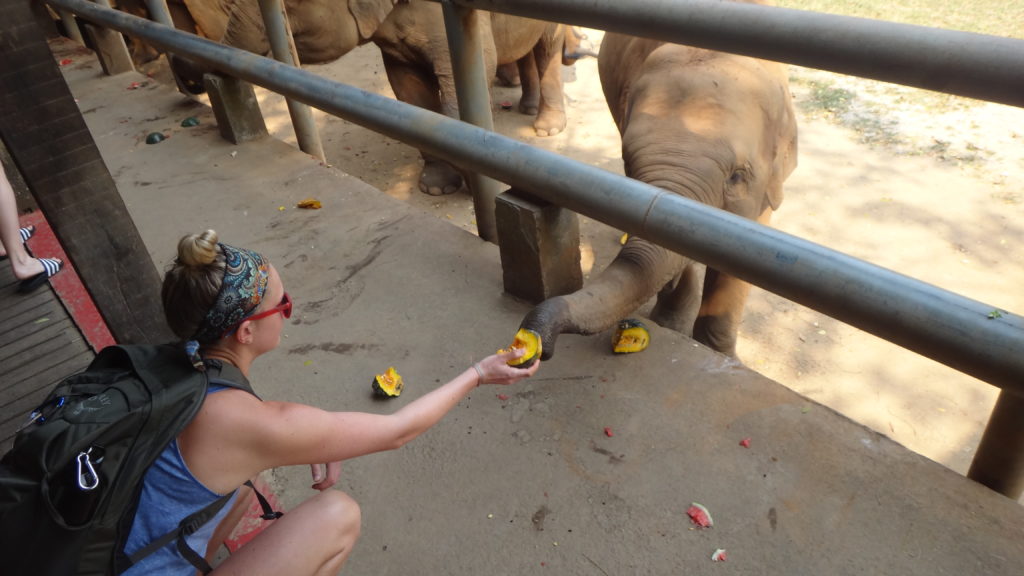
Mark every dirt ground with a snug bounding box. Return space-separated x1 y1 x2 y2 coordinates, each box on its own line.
193 30 1023 484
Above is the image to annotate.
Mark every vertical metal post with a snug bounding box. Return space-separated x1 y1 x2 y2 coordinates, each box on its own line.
967 390 1024 499
142 0 173 27
441 0 501 243
257 0 325 162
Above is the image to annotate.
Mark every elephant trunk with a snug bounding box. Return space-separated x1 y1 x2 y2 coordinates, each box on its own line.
520 239 684 359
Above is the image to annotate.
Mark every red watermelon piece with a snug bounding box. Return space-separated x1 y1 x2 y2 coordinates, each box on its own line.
687 502 714 528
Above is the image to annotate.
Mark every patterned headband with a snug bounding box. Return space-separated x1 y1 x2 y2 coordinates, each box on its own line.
191 243 270 342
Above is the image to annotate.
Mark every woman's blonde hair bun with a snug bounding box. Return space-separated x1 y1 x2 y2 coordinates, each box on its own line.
177 229 220 268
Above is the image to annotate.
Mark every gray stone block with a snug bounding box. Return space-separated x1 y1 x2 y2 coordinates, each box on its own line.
204 73 268 144
496 188 583 303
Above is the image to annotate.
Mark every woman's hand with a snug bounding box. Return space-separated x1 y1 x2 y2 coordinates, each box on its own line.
310 461 342 491
474 348 540 385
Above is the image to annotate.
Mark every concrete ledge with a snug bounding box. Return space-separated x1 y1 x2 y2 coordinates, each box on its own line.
53 37 1024 575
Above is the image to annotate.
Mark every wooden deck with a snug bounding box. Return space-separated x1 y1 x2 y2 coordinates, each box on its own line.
0 240 95 452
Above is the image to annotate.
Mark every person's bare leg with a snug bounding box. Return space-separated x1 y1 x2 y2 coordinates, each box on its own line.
211 490 360 576
0 165 49 279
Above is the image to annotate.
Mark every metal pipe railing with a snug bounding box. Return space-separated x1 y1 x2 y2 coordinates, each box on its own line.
43 0 1024 398
430 0 1024 109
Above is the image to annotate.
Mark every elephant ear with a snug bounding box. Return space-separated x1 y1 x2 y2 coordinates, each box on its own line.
349 0 395 41
222 0 269 55
765 90 798 211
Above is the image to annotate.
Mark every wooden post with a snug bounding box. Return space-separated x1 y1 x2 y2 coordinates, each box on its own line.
0 0 174 344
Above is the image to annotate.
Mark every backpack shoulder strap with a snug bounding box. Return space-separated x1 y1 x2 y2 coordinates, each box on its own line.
202 358 260 400
127 490 235 574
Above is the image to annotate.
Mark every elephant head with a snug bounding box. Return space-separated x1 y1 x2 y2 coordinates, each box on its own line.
169 0 402 93
520 33 797 360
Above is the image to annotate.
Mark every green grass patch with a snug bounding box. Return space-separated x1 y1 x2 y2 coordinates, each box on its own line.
800 81 855 116
776 0 1024 39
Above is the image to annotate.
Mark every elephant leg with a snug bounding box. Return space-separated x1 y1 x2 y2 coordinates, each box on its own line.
381 53 466 196
650 260 706 335
516 52 540 116
496 61 521 87
692 268 751 357
531 26 567 137
692 209 772 356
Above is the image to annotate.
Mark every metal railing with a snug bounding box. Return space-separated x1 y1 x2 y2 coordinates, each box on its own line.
44 0 1024 497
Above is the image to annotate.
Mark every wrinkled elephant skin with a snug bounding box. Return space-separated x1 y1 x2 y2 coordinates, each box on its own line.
521 0 797 360
372 1 570 196
165 0 400 92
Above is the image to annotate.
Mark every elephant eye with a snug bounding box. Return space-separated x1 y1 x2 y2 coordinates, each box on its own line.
728 169 746 186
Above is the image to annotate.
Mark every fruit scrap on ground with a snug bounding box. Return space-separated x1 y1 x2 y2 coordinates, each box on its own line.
499 328 542 368
297 198 322 209
612 318 650 354
711 549 727 562
687 503 714 528
604 427 614 437
739 437 751 448
371 366 403 398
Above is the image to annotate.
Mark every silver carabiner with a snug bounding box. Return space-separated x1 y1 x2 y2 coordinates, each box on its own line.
76 448 100 491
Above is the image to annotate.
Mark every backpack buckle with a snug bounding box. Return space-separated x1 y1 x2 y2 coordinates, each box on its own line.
76 448 100 491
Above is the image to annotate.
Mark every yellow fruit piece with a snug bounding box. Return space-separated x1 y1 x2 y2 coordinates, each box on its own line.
612 319 650 354
371 366 403 398
297 198 322 209
500 328 542 368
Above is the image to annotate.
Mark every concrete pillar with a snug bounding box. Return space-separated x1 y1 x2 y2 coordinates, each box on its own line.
496 188 583 303
59 11 84 44
203 73 268 144
82 23 134 75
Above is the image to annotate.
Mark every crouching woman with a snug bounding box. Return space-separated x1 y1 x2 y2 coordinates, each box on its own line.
123 229 539 575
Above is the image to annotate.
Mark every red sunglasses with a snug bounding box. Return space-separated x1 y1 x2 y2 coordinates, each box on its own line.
221 292 292 338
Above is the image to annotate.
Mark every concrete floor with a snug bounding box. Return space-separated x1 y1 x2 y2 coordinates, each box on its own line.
51 38 1024 575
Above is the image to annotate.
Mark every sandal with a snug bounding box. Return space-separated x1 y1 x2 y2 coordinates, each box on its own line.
17 257 63 293
0 226 36 261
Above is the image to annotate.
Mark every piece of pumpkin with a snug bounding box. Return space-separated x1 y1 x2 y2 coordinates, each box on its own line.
500 328 542 368
371 366 403 398
612 319 650 354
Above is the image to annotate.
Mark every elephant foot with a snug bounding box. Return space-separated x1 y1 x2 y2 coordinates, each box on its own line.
693 318 740 359
419 160 466 196
533 109 567 137
518 97 540 117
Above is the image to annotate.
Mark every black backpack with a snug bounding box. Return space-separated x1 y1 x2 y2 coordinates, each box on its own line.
0 344 280 575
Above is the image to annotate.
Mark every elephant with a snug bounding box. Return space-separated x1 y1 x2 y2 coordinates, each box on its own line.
161 0 573 196
371 0 572 195
165 0 401 92
519 1 798 361
98 0 227 67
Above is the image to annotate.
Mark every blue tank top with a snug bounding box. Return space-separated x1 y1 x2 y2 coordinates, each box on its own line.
122 386 238 575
